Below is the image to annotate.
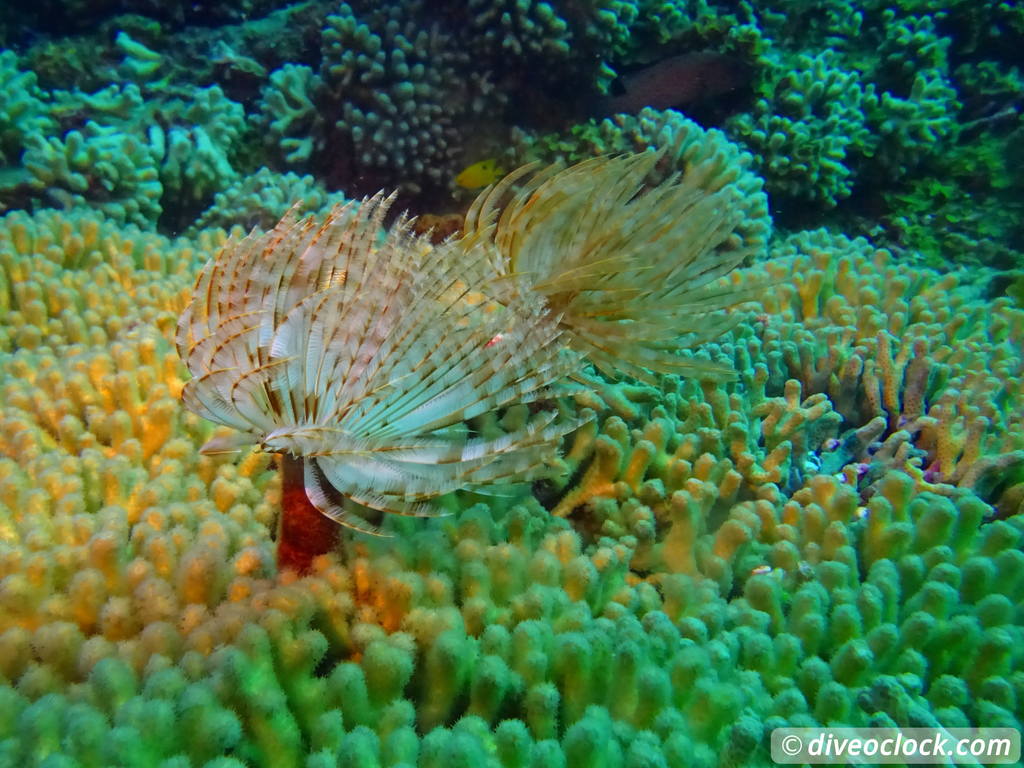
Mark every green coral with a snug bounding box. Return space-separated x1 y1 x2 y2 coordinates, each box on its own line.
188 168 349 235
258 64 325 169
0 51 54 171
0 38 250 232
463 0 574 63
726 50 877 208
1 0 1018 265
449 0 641 92
720 5 960 212
152 85 248 227
875 119 1024 269
21 122 162 226
317 1 481 196
0 195 1023 766
630 0 769 64
4 486 1022 766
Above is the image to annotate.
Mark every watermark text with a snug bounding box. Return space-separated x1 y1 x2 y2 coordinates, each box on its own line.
771 727 1020 764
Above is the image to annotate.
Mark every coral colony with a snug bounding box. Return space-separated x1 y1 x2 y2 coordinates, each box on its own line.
1 1 1023 767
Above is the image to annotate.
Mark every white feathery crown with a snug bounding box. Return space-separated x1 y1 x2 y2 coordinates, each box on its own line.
463 151 758 383
176 192 583 534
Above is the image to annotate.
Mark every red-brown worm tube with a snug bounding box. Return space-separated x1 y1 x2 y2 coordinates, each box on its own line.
277 455 340 574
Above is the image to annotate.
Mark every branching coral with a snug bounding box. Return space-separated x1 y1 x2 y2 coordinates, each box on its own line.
314 1 484 197
544 226 1024 575
257 64 324 169
188 168 349 236
0 32 255 232
725 50 878 207
21 122 163 227
2 200 1024 767
743 229 1024 501
0 50 54 171
152 85 248 227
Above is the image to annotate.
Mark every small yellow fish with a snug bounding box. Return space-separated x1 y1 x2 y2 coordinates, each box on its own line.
455 158 506 189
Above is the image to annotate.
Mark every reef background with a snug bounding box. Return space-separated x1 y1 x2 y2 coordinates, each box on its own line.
1 0 1022 272
1 1 1023 767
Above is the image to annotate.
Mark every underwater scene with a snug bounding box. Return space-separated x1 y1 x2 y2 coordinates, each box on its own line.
1 1 1023 766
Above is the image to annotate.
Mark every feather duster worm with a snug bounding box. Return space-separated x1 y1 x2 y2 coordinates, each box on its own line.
463 151 759 383
177 193 583 572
